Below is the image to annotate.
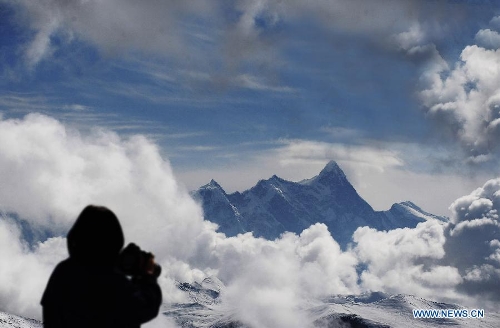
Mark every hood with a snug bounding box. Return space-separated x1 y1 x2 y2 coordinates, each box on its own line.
67 205 125 265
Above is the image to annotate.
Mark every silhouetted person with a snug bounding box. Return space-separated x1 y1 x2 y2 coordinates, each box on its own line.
41 205 162 328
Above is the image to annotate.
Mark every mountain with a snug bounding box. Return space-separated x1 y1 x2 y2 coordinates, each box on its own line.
192 161 447 247
2 280 499 328
3 282 499 328
0 312 41 328
163 278 500 328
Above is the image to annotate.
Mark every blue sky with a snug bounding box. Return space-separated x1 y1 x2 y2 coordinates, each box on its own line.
1 0 500 215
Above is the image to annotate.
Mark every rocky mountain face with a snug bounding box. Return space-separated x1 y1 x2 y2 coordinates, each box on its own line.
192 161 447 247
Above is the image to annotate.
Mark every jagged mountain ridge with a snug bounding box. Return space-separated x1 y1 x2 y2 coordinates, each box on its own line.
192 161 447 247
163 278 500 328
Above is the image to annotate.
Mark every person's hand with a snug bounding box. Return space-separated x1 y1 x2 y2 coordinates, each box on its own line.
144 255 156 276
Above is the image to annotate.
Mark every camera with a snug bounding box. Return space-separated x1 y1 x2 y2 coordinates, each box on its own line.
117 243 162 278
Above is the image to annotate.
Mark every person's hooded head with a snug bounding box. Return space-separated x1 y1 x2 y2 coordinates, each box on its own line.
67 205 124 266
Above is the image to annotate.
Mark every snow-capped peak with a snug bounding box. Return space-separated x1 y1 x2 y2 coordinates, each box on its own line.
203 179 224 191
320 160 344 176
192 161 446 247
300 160 349 187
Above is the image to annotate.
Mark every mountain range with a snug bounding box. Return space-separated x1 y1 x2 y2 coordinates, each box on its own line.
162 277 500 328
192 161 446 247
2 280 500 328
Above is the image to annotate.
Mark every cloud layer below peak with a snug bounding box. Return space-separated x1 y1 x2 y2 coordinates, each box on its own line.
0 114 499 326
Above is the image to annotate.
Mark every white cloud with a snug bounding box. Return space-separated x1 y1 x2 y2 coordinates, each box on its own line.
276 139 404 173
0 93 52 113
489 239 500 263
452 218 500 236
444 177 500 305
0 114 205 242
353 221 464 301
420 39 500 158
62 104 90 111
394 23 426 50
348 175 500 307
0 113 212 319
475 29 500 49
213 224 359 328
449 178 500 224
143 315 180 328
463 264 500 283
234 74 295 93
0 219 66 319
490 16 500 29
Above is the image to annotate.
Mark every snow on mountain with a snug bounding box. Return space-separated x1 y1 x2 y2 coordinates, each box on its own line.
192 161 448 248
0 312 41 328
163 278 500 328
3 282 499 328
193 180 247 237
384 201 447 223
164 277 245 328
177 277 223 306
309 293 500 328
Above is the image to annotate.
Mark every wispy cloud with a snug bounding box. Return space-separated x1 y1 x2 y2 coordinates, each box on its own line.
164 132 208 139
276 139 404 172
176 145 218 152
6 0 470 72
61 104 90 111
235 74 295 93
111 58 177 84
96 79 249 107
320 126 365 140
0 93 53 113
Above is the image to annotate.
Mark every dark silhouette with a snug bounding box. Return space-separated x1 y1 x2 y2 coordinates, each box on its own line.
41 205 162 328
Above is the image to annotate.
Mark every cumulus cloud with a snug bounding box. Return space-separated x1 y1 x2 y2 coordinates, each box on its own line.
419 19 500 160
0 219 66 319
444 177 500 305
0 113 208 253
0 113 212 320
348 176 500 308
205 224 359 328
353 221 464 302
449 178 500 225
475 29 500 49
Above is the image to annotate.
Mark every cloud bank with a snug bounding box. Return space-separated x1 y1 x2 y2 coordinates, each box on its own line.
0 114 499 327
0 113 213 319
419 16 500 161
445 177 500 306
